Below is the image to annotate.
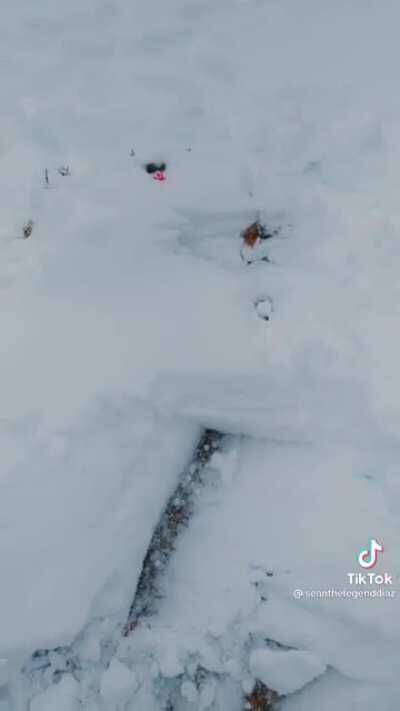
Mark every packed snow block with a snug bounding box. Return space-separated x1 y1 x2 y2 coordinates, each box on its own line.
30 676 79 711
180 680 198 704
149 372 311 441
150 371 373 442
249 648 326 696
198 679 217 709
100 659 137 709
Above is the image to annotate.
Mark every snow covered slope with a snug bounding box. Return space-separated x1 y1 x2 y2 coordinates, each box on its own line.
1 0 400 708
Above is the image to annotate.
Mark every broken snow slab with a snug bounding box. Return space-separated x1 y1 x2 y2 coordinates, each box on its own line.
0 401 200 658
249 648 326 696
149 372 309 441
149 371 374 443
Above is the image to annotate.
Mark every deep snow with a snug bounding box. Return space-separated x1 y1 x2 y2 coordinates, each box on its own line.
1 0 400 709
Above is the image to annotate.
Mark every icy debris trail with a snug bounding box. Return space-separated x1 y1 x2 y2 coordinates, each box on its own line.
124 429 225 633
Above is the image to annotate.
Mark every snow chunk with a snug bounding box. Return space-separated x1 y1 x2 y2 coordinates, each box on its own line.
100 659 137 707
31 676 79 711
150 372 311 441
199 678 217 708
180 680 198 703
159 648 184 678
249 648 326 695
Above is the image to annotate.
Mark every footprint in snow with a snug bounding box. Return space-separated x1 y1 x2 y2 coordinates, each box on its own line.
254 295 274 321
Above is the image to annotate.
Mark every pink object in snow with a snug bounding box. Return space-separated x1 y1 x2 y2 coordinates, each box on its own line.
153 170 166 182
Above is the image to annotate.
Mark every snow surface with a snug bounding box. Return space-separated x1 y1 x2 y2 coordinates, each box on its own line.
1 0 400 708
30 676 79 711
100 658 138 709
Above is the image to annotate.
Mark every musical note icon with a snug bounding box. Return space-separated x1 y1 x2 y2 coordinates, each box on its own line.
358 539 384 569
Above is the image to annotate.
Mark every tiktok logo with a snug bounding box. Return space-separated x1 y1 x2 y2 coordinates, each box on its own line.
358 538 384 569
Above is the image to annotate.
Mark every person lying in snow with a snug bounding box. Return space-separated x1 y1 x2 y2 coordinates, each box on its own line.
144 161 167 181
240 220 272 264
240 219 274 263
